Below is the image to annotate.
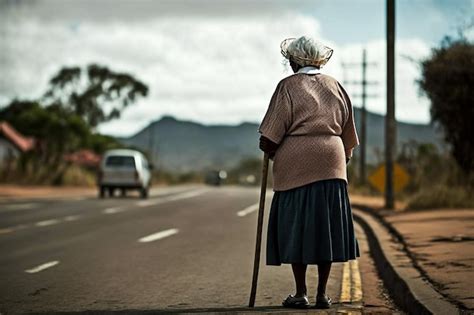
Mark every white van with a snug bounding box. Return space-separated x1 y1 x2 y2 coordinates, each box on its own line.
98 149 152 198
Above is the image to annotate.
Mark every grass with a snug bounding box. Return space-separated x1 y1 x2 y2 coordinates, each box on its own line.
407 185 474 210
0 163 97 187
60 165 97 187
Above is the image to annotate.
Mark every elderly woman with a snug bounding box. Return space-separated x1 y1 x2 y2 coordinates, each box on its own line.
258 36 360 309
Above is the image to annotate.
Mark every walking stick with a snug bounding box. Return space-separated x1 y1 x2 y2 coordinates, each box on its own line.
249 152 270 307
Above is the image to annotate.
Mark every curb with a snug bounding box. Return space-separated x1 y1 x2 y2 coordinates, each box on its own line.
352 206 461 315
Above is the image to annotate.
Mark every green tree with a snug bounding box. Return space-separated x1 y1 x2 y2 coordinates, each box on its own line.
419 37 474 177
0 64 148 184
0 100 90 163
87 133 122 154
44 64 149 128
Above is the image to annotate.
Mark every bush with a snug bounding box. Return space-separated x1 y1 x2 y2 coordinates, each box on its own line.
408 185 474 210
419 37 474 176
59 165 97 187
352 141 473 210
392 140 474 210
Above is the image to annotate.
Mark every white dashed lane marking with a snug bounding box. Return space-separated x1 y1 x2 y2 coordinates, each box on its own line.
0 189 206 235
63 215 81 221
137 189 207 207
236 203 260 217
1 203 38 211
2 215 82 235
35 219 60 227
35 215 81 227
103 207 125 214
138 228 179 243
25 261 60 273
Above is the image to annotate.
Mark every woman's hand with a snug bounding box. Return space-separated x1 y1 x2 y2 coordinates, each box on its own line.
259 136 279 159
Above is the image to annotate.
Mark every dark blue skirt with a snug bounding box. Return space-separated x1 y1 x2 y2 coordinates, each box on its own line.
266 178 360 265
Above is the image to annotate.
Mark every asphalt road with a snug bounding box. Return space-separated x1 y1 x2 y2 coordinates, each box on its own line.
0 185 399 314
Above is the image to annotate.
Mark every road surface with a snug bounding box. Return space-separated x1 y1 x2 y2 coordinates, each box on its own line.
0 185 399 314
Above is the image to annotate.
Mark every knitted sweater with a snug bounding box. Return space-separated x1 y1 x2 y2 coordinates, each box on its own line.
258 72 359 191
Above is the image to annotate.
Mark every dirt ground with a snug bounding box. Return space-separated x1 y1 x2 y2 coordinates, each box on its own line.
0 185 97 200
385 209 474 311
349 193 407 211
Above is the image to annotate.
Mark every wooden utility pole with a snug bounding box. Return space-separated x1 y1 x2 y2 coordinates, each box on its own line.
342 51 377 185
360 49 368 185
148 121 156 165
386 0 396 209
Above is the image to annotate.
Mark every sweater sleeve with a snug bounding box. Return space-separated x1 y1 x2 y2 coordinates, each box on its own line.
258 81 292 144
337 82 360 159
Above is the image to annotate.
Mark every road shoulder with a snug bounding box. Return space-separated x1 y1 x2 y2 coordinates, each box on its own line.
352 205 462 314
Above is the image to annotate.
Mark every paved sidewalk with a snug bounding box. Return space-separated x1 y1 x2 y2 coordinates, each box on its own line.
384 209 474 311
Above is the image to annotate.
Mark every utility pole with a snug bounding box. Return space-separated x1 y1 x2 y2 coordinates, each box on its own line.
148 121 155 165
360 49 368 185
342 50 377 185
386 0 396 209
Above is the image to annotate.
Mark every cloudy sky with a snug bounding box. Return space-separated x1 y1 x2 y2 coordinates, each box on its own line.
1 0 473 136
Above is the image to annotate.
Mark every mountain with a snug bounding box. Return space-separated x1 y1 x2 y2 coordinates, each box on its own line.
119 116 260 172
119 111 444 172
355 109 444 163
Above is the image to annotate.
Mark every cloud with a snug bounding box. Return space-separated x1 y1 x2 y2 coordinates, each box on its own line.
0 0 316 21
1 10 432 137
335 39 431 124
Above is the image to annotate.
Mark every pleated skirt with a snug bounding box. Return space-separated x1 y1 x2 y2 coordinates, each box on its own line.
266 178 360 265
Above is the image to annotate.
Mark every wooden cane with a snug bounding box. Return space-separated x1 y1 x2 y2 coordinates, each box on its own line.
249 152 270 307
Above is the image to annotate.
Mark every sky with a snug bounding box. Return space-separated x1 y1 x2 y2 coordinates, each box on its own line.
0 0 473 137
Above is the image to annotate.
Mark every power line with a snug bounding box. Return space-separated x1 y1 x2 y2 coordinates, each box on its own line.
342 49 378 185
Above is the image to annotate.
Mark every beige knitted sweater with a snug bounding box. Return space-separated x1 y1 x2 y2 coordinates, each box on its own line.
258 72 359 191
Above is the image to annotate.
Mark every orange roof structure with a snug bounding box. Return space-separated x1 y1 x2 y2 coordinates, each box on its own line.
64 149 101 167
0 121 35 152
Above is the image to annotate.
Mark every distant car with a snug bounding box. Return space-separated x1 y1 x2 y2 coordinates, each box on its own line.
239 174 257 186
98 149 152 198
205 170 227 186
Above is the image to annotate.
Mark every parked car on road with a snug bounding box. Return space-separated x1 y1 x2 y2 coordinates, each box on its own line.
98 149 152 198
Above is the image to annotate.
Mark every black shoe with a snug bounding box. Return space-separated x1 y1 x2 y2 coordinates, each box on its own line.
282 294 310 309
315 294 332 309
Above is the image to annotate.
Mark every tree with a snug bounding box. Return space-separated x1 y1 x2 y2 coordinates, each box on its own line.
0 100 90 163
44 64 149 128
87 133 122 154
419 37 474 177
0 64 147 184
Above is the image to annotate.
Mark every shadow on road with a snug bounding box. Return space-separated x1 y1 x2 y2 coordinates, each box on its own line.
28 303 362 314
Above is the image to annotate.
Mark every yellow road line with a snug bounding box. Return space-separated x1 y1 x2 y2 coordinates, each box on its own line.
340 262 352 302
350 260 363 302
340 259 363 303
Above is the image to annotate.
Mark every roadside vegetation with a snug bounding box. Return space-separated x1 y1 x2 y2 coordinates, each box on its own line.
348 141 473 210
1 34 472 212
0 64 148 186
407 34 473 209
351 33 474 210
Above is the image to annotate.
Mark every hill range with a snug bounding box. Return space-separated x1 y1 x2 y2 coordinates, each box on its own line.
119 109 444 172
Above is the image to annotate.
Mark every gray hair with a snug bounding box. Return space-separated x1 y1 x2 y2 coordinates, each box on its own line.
280 36 333 67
